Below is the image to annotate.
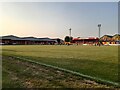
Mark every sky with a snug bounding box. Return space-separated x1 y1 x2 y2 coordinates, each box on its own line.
0 2 118 39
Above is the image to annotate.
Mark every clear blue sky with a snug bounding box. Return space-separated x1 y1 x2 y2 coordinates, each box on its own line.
1 2 118 39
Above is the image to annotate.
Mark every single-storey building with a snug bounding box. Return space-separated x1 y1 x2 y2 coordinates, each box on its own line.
0 35 58 45
72 37 99 45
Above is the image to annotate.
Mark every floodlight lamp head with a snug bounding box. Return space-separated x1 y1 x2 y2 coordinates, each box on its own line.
98 24 101 27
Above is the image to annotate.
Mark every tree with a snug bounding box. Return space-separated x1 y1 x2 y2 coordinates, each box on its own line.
64 36 73 46
57 38 61 45
69 36 73 42
65 36 70 42
64 36 73 42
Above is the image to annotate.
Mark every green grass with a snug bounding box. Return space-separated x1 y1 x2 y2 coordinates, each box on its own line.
2 45 119 83
2 56 112 88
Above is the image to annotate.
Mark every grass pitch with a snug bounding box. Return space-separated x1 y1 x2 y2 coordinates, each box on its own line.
2 56 112 88
2 45 119 85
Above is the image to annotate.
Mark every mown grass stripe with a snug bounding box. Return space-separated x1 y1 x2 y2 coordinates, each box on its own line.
12 56 119 87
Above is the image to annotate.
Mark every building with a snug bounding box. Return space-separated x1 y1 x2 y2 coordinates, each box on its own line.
0 35 58 45
51 38 64 45
100 34 120 45
1 34 119 45
72 34 120 45
72 37 99 45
